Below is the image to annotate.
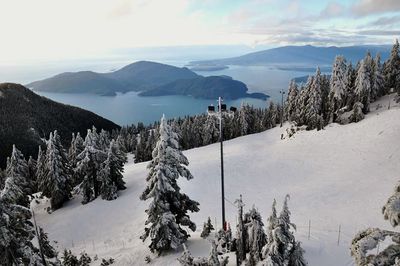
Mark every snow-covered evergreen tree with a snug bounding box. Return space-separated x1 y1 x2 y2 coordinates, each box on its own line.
235 194 246 265
0 177 49 265
349 102 365 123
76 128 106 204
351 180 400 266
202 115 219 145
38 131 72 210
140 115 200 254
371 53 385 99
28 156 37 187
330 55 347 121
108 139 127 191
245 206 267 265
4 145 32 207
261 196 307 266
344 62 356 108
97 153 117 201
304 67 323 129
68 132 85 186
384 39 400 94
354 59 371 114
285 80 299 122
201 217 215 239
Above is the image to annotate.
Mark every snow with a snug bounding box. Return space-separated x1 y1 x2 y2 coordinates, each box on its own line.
34 94 400 265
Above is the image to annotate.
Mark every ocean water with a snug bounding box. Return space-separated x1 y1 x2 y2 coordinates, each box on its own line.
3 53 317 126
33 64 317 126
36 90 268 126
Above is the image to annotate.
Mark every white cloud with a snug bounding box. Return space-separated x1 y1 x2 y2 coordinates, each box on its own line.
0 0 239 64
352 0 400 16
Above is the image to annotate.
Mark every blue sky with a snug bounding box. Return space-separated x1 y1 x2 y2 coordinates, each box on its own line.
0 0 399 63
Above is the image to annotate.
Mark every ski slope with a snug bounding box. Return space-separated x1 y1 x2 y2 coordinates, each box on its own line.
34 94 400 266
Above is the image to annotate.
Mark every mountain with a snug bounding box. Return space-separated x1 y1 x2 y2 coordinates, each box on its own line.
104 60 199 90
27 61 199 96
0 83 120 168
190 44 391 68
139 75 269 100
34 94 400 265
27 71 127 96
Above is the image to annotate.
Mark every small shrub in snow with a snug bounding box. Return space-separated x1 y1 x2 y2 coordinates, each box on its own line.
351 182 400 265
200 217 215 239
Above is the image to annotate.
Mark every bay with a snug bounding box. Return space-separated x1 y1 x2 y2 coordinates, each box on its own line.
36 91 268 126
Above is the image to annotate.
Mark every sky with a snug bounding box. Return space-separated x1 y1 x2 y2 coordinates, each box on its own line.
0 0 399 64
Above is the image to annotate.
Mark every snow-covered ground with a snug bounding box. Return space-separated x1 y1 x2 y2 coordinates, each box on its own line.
34 94 400 266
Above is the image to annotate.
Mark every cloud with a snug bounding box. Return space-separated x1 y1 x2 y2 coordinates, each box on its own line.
319 2 347 18
367 15 400 27
358 29 400 35
352 0 400 16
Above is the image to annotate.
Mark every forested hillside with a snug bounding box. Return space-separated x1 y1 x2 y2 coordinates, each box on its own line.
0 83 120 168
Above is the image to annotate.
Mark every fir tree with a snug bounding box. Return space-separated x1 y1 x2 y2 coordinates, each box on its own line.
261 196 307 266
4 145 32 207
351 181 400 265
354 59 371 114
68 132 85 186
39 131 72 210
201 217 215 238
76 128 106 204
349 102 365 123
235 194 246 265
330 55 347 121
245 206 267 265
384 39 400 94
0 177 48 265
304 67 323 129
285 80 299 122
140 115 200 254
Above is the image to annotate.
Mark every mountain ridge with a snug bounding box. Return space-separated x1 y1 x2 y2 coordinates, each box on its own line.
190 44 392 67
0 83 120 168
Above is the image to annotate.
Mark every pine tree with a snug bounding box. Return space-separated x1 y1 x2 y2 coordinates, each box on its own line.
285 80 299 122
140 115 200 254
28 155 37 190
109 139 127 191
4 145 32 207
97 154 117 201
330 56 347 121
349 102 365 123
351 181 400 265
383 39 400 94
245 206 267 265
0 177 48 265
304 67 323 129
202 114 219 145
201 217 215 238
68 132 85 186
76 128 106 204
345 62 356 109
235 194 246 265
39 131 72 210
371 53 385 99
261 196 307 266
354 59 371 114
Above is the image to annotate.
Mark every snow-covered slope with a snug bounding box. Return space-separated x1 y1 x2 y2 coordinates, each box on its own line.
35 94 400 266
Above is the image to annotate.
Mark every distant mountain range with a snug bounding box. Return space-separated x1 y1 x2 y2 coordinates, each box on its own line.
27 61 267 100
190 44 391 68
0 83 119 168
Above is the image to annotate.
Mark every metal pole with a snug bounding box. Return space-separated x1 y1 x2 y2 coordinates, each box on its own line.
218 97 226 231
337 224 341 246
308 220 311 240
280 91 285 127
